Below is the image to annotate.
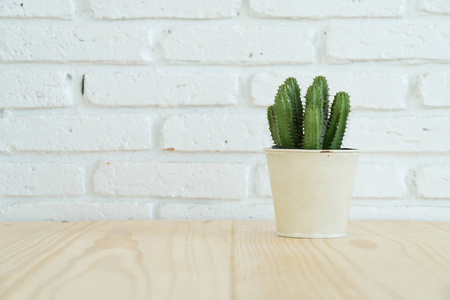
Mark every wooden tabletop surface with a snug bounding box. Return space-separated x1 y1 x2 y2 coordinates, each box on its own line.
0 220 449 300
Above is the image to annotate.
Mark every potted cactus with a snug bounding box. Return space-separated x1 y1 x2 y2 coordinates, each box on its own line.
264 76 359 238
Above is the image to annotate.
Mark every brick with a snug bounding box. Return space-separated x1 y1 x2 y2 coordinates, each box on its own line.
353 165 406 198
255 165 271 197
161 113 271 152
93 161 249 200
419 72 450 108
0 163 83 197
419 0 450 14
344 116 450 152
0 121 8 152
158 204 274 220
89 0 240 19
250 0 405 18
162 204 450 221
161 26 315 65
416 165 450 198
251 72 408 110
349 206 450 221
326 23 450 63
0 202 153 221
0 115 150 152
0 0 73 19
0 27 151 63
0 71 72 109
85 72 237 107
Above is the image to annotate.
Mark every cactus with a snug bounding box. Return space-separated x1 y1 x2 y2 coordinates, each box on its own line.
267 76 351 150
284 78 303 147
323 92 350 150
267 78 303 148
312 76 330 135
303 105 323 149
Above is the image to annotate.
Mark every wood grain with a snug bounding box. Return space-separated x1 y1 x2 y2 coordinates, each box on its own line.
0 220 232 300
0 220 449 300
232 221 450 300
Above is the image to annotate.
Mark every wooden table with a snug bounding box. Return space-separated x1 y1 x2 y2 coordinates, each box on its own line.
0 220 449 300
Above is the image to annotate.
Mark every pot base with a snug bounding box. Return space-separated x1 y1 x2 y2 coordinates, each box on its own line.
277 232 346 239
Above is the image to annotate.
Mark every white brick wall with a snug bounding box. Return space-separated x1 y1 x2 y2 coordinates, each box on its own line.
1 0 449 221
0 0 73 19
249 0 406 18
161 26 315 65
161 113 270 152
326 23 450 63
158 203 274 220
0 71 72 109
345 116 450 152
353 165 407 198
88 0 241 19
416 165 450 199
85 72 238 107
419 72 450 107
0 27 152 63
0 115 151 152
93 161 249 200
419 0 450 14
0 163 84 197
0 202 153 221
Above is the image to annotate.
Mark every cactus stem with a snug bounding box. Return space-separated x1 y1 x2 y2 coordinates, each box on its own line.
323 92 350 150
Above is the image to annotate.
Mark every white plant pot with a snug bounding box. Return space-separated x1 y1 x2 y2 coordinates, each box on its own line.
264 148 360 238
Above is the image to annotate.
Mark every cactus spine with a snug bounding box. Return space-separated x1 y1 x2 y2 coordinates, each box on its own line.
323 92 350 150
312 76 330 135
284 78 303 147
267 76 350 150
303 85 323 149
303 105 323 149
267 78 303 149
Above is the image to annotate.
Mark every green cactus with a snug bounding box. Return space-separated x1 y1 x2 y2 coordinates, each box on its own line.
323 92 350 150
267 76 351 150
312 76 330 134
305 84 322 108
303 105 323 149
283 78 303 147
267 78 303 148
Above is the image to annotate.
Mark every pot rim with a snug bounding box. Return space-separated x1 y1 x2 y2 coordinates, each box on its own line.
263 148 360 154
